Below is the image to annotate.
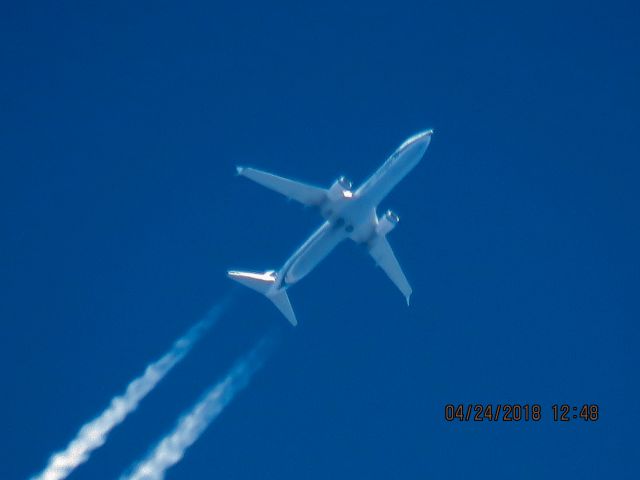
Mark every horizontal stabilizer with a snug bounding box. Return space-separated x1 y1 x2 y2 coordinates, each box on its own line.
267 289 297 326
236 167 327 206
228 270 276 294
227 270 298 326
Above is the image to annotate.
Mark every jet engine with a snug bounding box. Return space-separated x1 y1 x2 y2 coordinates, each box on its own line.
376 210 399 236
328 175 354 201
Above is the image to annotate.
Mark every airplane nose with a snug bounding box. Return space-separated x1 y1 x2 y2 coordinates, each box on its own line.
418 129 434 142
409 129 433 150
416 130 432 153
397 129 434 152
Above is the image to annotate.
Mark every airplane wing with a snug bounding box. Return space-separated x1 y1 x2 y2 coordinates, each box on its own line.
368 236 413 305
236 167 327 206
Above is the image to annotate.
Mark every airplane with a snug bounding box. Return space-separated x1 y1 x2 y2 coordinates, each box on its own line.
228 129 433 326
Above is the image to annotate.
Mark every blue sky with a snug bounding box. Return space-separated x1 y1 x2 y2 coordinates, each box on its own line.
1 1 638 478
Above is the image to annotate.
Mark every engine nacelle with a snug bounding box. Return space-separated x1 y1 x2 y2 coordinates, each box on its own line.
376 210 399 236
328 175 353 202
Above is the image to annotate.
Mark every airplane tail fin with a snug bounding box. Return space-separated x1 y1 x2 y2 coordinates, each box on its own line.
227 270 298 326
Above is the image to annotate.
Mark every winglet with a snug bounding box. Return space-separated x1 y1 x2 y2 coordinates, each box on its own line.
235 166 246 176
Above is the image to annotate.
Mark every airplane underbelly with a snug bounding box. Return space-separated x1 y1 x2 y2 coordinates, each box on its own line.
284 222 347 284
357 143 425 205
365 162 412 204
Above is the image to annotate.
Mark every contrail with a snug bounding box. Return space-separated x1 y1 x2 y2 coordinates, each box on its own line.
32 302 228 480
122 334 274 480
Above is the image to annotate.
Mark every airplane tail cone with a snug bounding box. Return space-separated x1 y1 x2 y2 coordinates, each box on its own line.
227 270 298 326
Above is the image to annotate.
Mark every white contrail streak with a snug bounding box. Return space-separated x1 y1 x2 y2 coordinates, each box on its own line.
32 302 227 480
122 335 273 480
